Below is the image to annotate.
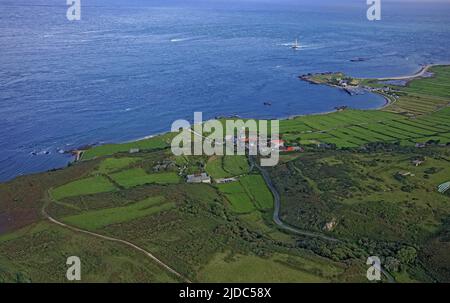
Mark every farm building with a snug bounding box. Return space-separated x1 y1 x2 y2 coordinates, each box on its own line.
186 173 211 184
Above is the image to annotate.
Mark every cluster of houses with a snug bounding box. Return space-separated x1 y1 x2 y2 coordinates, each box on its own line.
184 134 305 185
223 132 304 153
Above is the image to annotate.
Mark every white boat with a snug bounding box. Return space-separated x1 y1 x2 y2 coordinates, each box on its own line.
291 38 301 50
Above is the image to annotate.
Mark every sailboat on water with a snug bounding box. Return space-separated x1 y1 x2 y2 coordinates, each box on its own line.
291 38 301 50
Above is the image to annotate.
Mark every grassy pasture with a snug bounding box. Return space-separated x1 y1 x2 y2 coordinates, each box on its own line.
405 66 450 98
281 107 450 148
239 175 273 210
62 196 174 230
110 168 180 188
96 157 139 174
82 133 176 160
197 252 343 282
217 182 255 213
223 156 250 176
206 157 229 179
206 156 250 179
51 175 116 200
383 65 450 115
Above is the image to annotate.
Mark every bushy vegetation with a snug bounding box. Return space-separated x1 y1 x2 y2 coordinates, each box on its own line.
270 146 450 281
0 222 179 283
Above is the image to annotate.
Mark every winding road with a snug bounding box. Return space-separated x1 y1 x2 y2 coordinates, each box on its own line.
42 195 191 283
250 156 396 283
250 156 339 242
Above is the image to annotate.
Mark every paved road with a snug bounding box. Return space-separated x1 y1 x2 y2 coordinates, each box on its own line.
250 157 396 283
250 156 339 242
42 196 191 283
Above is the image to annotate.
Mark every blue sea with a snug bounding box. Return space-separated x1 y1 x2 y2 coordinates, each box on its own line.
1 0 449 182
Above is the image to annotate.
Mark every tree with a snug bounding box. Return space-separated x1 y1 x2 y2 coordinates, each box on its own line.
385 257 401 272
396 247 417 264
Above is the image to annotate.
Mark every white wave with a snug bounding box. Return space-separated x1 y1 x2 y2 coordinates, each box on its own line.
170 38 191 42
30 150 50 156
278 42 323 50
170 36 204 43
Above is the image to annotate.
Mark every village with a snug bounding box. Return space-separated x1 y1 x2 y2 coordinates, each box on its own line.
185 132 303 185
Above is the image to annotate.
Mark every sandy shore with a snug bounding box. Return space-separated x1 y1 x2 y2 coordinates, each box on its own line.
374 64 437 81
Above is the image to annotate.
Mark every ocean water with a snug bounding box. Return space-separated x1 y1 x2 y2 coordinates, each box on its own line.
0 0 449 182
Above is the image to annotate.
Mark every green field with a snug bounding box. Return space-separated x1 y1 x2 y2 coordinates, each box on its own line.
197 252 343 282
82 133 176 160
206 156 250 179
223 156 250 176
51 175 116 200
239 175 273 210
217 182 255 213
384 66 450 115
283 66 450 148
216 174 273 213
206 157 229 179
110 168 180 188
280 108 450 148
62 196 175 230
96 157 140 174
